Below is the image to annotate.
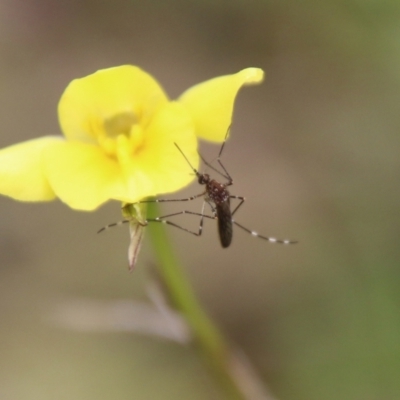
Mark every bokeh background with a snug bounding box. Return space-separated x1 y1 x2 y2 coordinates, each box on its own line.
1 1 400 399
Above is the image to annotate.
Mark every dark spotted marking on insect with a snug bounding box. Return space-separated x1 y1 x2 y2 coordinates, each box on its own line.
99 127 297 249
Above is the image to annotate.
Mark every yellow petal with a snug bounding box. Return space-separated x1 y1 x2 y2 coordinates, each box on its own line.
58 65 169 142
121 102 198 201
44 104 198 210
0 136 60 201
43 141 125 210
179 68 264 142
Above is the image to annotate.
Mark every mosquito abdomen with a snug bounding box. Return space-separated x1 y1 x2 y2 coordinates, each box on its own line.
217 202 233 248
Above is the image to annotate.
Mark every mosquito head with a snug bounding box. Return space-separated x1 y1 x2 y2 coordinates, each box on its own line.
198 173 210 185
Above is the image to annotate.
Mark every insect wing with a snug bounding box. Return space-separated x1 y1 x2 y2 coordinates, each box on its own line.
127 220 145 271
122 203 147 271
216 200 233 248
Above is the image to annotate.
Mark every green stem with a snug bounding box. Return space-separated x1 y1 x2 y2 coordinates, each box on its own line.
147 202 244 399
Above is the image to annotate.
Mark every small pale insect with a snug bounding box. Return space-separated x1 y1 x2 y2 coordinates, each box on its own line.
123 203 147 271
98 203 147 271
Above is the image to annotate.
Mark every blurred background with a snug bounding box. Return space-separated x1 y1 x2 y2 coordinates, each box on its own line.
1 1 400 399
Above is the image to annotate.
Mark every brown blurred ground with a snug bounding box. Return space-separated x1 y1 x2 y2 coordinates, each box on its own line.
1 1 400 399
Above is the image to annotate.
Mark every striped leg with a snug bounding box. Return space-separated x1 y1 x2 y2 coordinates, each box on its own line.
232 220 297 244
99 205 216 237
127 192 206 207
146 204 216 237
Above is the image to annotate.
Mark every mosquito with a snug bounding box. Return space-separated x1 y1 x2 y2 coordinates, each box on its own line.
100 128 297 249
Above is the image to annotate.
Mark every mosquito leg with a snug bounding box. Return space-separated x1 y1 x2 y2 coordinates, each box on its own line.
97 219 131 233
218 124 231 158
198 152 233 185
217 159 233 185
198 153 229 181
98 209 215 235
216 125 234 184
232 220 298 244
147 208 216 237
197 125 233 184
230 196 245 217
197 201 206 237
149 210 215 221
198 201 212 237
199 154 233 186
122 192 206 210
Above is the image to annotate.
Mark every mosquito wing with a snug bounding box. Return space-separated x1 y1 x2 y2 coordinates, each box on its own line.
216 200 233 248
127 220 145 271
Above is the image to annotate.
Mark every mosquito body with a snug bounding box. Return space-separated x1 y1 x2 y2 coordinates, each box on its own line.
100 127 297 249
197 172 233 247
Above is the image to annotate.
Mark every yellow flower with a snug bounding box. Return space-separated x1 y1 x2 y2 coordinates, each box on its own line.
0 65 264 211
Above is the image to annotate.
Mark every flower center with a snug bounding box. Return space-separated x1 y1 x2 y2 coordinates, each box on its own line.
98 112 145 160
104 113 137 137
